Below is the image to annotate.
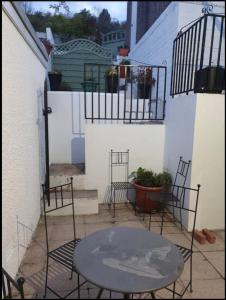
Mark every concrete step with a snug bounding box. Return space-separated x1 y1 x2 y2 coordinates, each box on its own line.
42 189 98 216
49 164 86 189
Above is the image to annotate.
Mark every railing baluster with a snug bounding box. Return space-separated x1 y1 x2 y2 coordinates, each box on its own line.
209 16 216 68
217 17 224 67
190 23 197 90
117 66 120 120
175 39 180 94
177 34 183 93
98 64 100 119
170 40 176 96
61 186 63 206
199 15 208 70
179 33 185 93
155 68 159 119
186 26 194 94
183 29 190 93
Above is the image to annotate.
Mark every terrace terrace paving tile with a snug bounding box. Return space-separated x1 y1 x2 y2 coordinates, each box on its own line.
182 278 225 299
215 230 225 241
32 223 53 243
19 240 46 265
180 252 221 281
84 222 115 236
161 233 198 250
201 251 225 278
114 220 146 229
191 233 225 252
49 223 86 241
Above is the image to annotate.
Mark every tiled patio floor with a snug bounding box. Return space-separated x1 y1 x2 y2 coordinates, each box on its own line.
17 203 225 299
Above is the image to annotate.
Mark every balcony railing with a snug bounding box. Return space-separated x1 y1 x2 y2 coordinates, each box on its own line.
83 64 167 123
170 13 225 96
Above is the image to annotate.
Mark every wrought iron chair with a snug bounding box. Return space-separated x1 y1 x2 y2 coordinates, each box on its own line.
109 149 132 218
2 268 25 299
42 178 86 299
149 184 201 298
148 156 191 232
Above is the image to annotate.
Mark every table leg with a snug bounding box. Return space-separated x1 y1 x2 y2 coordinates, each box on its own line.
96 288 103 299
150 291 156 299
123 293 130 299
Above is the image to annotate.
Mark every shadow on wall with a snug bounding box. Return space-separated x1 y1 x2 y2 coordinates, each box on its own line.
71 137 85 164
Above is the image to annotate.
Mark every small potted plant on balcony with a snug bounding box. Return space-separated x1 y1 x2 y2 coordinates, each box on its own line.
129 167 172 212
137 67 156 98
105 67 119 93
48 70 62 91
119 59 131 79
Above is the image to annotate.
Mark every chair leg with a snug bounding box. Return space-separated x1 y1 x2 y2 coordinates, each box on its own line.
173 281 176 299
43 256 49 298
160 210 164 235
190 256 193 292
150 291 156 299
148 213 152 231
77 274 80 299
113 189 116 218
179 205 183 231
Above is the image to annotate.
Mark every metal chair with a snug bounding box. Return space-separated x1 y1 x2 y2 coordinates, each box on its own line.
42 178 86 299
150 184 201 298
149 156 191 231
2 268 25 299
109 149 132 218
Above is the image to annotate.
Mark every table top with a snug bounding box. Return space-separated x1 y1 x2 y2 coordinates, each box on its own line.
73 227 184 294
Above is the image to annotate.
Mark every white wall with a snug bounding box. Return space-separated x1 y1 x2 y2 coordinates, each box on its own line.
190 93 225 230
2 9 47 277
130 2 137 49
85 124 165 202
48 91 162 164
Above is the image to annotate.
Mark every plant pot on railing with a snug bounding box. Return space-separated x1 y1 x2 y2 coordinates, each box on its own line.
48 71 62 91
118 47 129 57
138 84 151 98
106 76 118 93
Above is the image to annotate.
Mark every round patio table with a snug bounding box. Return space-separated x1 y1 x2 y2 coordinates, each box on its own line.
73 227 184 298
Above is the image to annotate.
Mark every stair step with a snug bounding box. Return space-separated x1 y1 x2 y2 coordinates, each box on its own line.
50 190 97 199
43 189 99 216
49 163 85 176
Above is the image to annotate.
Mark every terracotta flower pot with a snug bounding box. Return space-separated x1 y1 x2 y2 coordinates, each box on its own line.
119 48 129 57
132 181 163 212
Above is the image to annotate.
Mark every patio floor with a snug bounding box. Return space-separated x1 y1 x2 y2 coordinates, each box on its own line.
17 203 225 299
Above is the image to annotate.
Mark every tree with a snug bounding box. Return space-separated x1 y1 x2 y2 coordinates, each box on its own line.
49 1 70 16
97 9 111 33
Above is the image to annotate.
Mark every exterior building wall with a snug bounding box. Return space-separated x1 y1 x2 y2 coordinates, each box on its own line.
190 93 225 230
130 2 138 50
85 124 165 203
127 1 225 230
136 1 171 44
2 7 47 277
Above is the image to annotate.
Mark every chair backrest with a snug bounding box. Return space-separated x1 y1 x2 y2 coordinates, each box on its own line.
2 268 25 299
42 177 76 253
110 149 129 183
173 156 191 187
166 184 201 252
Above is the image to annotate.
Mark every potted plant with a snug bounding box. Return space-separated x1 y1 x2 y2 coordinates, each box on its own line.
118 45 129 57
137 67 156 98
48 71 62 91
129 167 172 212
105 67 119 93
119 59 131 79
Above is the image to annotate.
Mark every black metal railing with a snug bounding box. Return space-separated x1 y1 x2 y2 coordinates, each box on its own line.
171 13 225 96
2 268 25 299
83 63 167 122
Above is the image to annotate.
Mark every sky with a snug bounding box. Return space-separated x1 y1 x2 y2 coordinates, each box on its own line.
30 1 127 22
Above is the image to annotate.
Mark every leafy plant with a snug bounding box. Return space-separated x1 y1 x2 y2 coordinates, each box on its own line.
120 59 130 65
130 167 172 187
105 66 118 77
137 67 156 85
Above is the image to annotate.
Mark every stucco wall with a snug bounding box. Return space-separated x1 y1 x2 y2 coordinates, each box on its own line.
2 9 46 277
85 124 165 203
191 93 225 230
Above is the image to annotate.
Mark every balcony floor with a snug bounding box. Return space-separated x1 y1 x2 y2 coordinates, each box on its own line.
17 203 225 299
